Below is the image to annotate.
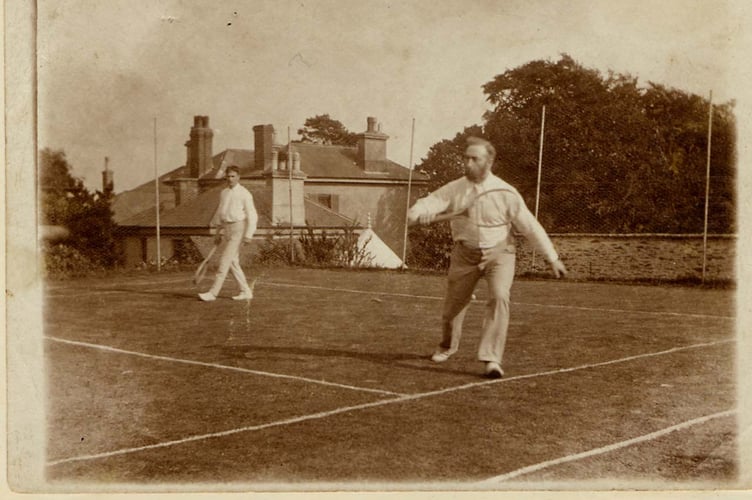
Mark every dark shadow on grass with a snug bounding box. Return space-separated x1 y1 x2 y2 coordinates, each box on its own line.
221 344 478 377
90 288 211 300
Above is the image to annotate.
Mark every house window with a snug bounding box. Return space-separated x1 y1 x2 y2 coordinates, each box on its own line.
316 194 339 212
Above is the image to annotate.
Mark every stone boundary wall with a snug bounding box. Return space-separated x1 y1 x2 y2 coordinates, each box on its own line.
516 234 736 282
192 234 736 283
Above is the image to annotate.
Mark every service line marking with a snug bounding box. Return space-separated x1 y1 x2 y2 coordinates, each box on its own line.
478 409 737 483
261 281 735 320
45 336 403 397
46 338 734 467
45 278 734 321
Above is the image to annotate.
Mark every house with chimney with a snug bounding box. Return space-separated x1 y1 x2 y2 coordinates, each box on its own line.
111 115 428 267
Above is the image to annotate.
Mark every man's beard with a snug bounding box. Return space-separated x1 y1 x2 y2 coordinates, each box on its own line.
465 167 489 183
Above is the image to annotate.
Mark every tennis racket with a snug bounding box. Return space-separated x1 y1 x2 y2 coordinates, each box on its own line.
193 244 218 285
418 187 516 228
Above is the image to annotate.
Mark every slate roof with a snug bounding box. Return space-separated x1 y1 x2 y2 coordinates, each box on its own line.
111 165 188 224
199 144 429 182
119 184 354 230
113 142 426 227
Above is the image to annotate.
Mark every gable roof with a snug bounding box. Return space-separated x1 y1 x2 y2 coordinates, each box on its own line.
283 142 428 181
200 149 256 179
110 165 189 224
118 183 355 230
113 141 427 225
199 144 429 182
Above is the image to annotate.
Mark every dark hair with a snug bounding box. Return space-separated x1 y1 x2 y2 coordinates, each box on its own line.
466 136 496 162
226 165 241 175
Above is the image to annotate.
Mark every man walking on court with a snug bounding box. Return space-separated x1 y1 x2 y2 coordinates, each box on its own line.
199 165 257 302
407 136 567 378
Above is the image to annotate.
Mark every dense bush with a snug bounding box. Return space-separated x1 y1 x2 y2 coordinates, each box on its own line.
255 225 373 268
40 149 121 276
42 244 105 279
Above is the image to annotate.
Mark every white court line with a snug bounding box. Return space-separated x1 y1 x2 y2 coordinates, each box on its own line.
261 281 734 320
46 338 733 467
46 396 411 467
512 301 734 320
45 278 734 321
45 336 403 397
45 277 191 297
478 409 737 483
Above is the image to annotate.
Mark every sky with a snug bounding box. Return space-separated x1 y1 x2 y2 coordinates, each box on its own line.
37 0 744 193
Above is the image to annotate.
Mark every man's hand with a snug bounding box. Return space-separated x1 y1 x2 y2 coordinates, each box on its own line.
242 237 253 245
549 259 568 278
418 213 436 225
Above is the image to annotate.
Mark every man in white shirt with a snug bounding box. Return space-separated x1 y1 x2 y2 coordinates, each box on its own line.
198 166 258 301
408 137 567 378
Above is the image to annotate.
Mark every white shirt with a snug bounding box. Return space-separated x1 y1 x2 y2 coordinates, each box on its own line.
210 184 258 240
408 174 559 262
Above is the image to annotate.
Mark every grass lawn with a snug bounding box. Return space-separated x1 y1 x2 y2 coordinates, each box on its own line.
43 267 737 489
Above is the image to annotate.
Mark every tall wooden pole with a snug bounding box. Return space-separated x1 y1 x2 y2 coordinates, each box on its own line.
531 105 546 271
401 118 416 269
702 91 713 283
288 126 294 263
154 117 161 271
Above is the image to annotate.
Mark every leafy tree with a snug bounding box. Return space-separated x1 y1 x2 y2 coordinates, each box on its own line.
40 148 120 268
481 54 734 233
408 54 736 269
297 114 358 146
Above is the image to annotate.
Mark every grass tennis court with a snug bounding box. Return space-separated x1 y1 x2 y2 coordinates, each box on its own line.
43 267 737 489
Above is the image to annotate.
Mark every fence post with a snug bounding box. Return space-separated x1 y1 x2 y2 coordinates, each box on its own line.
531 105 546 272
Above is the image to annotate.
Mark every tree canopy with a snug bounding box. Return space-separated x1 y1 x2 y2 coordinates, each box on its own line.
409 54 736 269
40 148 120 267
416 54 735 235
297 114 358 146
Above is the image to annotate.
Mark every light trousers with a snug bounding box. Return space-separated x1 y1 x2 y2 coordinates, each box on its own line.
440 242 516 364
209 221 251 297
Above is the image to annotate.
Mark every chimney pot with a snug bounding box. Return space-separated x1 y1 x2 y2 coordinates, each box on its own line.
253 124 275 171
187 115 214 177
293 152 301 171
102 157 114 193
357 118 389 171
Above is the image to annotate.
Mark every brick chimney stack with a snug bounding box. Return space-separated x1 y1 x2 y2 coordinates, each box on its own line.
357 116 389 173
186 115 213 178
102 156 114 194
253 124 275 171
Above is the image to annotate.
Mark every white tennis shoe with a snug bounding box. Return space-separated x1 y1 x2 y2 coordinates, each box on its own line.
484 362 504 379
431 350 455 363
198 292 216 302
232 291 253 301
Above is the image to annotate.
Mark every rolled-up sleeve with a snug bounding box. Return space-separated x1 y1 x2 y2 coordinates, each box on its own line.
407 184 455 222
508 193 559 263
243 192 257 240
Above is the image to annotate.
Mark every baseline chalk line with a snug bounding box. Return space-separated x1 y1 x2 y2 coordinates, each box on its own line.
260 281 734 320
46 338 733 467
45 336 403 397
478 408 737 483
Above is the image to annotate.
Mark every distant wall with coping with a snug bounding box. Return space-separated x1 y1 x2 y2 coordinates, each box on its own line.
515 234 736 282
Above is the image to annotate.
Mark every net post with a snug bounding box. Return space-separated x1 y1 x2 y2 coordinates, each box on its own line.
154 117 161 272
401 118 416 270
531 105 546 271
288 126 294 264
702 91 713 284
